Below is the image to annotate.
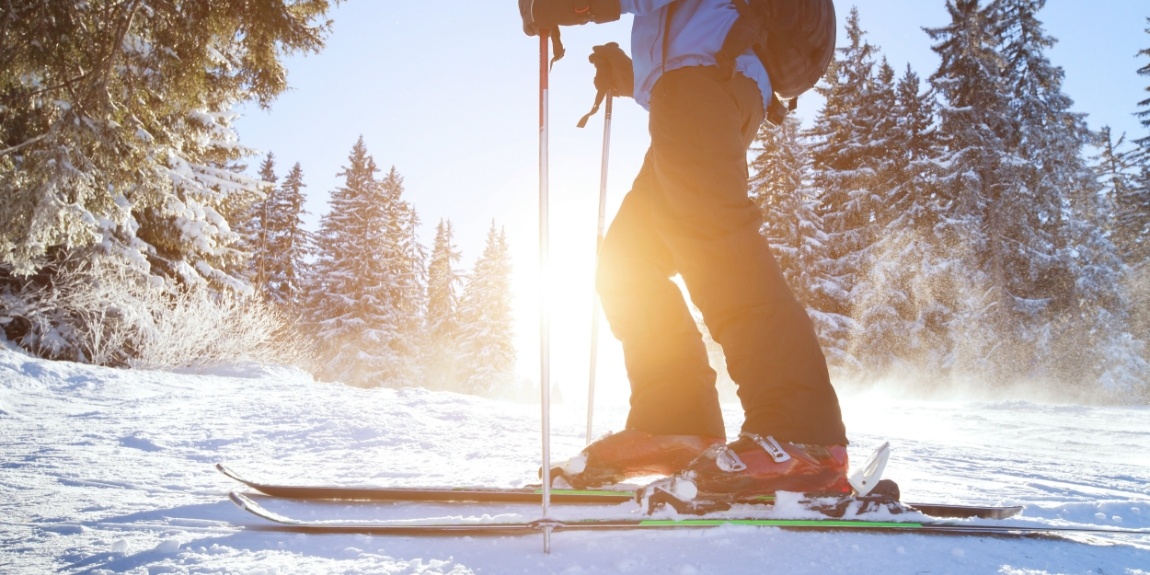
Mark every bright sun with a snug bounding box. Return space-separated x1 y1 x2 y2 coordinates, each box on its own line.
509 180 631 411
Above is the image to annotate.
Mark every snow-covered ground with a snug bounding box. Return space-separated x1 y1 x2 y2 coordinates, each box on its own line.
2 346 1148 574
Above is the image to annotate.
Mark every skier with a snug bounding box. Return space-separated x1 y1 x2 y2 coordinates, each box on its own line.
520 0 851 503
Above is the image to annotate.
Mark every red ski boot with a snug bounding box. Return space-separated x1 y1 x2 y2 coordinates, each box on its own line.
638 433 850 512
550 429 725 489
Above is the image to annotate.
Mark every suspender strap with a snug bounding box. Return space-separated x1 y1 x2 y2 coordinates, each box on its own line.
661 1 678 74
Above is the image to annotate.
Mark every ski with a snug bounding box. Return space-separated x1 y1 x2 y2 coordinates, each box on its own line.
217 463 1022 520
217 463 634 504
228 492 1140 537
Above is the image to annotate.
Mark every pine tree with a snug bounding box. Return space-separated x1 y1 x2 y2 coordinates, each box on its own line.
865 58 902 229
1060 132 1145 399
885 64 942 234
995 0 1084 311
237 152 278 290
805 7 886 350
1113 142 1150 268
925 0 1019 381
1135 17 1150 153
848 63 952 377
750 116 854 369
842 57 899 374
424 220 464 389
457 222 516 395
0 1 333 280
379 166 427 371
305 138 421 387
263 162 312 310
0 1 334 361
1123 19 1150 268
994 0 1139 391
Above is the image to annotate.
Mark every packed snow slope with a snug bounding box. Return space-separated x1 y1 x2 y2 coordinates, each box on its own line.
1 346 1148 574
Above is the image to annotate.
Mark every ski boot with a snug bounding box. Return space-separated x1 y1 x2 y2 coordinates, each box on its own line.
548 429 725 489
639 433 853 514
638 434 906 517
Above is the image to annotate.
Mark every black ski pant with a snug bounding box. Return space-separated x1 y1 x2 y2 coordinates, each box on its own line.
596 65 848 446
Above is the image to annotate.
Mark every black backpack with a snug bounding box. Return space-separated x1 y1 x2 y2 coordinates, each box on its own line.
715 0 837 125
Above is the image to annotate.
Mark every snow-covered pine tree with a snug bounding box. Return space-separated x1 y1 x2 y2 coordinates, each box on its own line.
848 62 952 379
424 220 464 390
305 138 419 387
262 162 312 310
1123 19 1150 269
1097 128 1138 240
925 0 1018 382
0 1 334 362
805 7 885 352
456 222 516 396
991 0 1140 393
379 166 427 376
841 57 903 375
1057 127 1146 401
236 152 278 290
865 58 902 229
1104 129 1150 392
889 65 942 225
993 0 1087 345
1111 134 1150 270
1135 17 1150 157
749 116 854 370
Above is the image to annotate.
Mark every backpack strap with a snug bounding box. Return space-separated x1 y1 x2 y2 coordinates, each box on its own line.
715 0 759 79
717 1 792 124
766 93 793 126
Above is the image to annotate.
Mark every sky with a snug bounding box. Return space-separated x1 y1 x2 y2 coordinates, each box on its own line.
234 1 1149 398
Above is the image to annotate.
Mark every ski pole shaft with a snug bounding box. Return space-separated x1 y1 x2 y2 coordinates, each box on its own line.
586 93 613 444
538 30 553 555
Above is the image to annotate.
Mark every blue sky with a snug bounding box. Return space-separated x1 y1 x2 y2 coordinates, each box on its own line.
234 1 1148 387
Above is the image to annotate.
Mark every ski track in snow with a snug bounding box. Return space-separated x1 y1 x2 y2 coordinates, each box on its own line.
1 347 1148 574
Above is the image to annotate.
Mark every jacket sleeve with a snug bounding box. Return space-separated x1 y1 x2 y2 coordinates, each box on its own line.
619 0 679 15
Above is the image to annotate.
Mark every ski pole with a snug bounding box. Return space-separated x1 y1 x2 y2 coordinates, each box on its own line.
537 29 554 555
586 92 613 445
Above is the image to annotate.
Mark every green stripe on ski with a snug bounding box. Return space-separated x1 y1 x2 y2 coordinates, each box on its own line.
634 518 924 529
533 489 782 503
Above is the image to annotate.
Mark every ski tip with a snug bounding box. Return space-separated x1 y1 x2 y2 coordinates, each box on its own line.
216 463 242 482
228 491 254 510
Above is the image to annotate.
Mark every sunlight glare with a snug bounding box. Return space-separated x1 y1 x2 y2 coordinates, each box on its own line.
511 180 631 410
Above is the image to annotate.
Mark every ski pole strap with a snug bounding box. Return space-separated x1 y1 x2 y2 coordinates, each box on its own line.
577 89 607 128
550 28 565 68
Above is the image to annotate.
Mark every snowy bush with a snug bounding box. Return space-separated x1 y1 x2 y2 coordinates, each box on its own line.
127 284 312 372
0 257 310 371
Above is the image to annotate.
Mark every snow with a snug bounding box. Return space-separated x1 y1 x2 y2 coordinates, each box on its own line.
2 346 1149 574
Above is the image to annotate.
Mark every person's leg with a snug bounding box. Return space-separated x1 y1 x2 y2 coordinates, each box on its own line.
646 66 846 446
547 159 726 488
595 153 725 439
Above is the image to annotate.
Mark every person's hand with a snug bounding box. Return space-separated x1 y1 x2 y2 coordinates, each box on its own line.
577 42 632 127
589 42 633 98
519 0 621 36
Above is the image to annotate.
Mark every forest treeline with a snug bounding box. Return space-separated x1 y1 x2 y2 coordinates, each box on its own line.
1 1 1148 402
749 4 1150 402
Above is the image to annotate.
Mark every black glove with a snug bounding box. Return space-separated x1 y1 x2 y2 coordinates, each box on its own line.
577 42 632 128
589 42 633 98
520 0 622 36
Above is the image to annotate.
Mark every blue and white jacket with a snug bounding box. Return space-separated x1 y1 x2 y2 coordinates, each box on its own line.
619 0 772 110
